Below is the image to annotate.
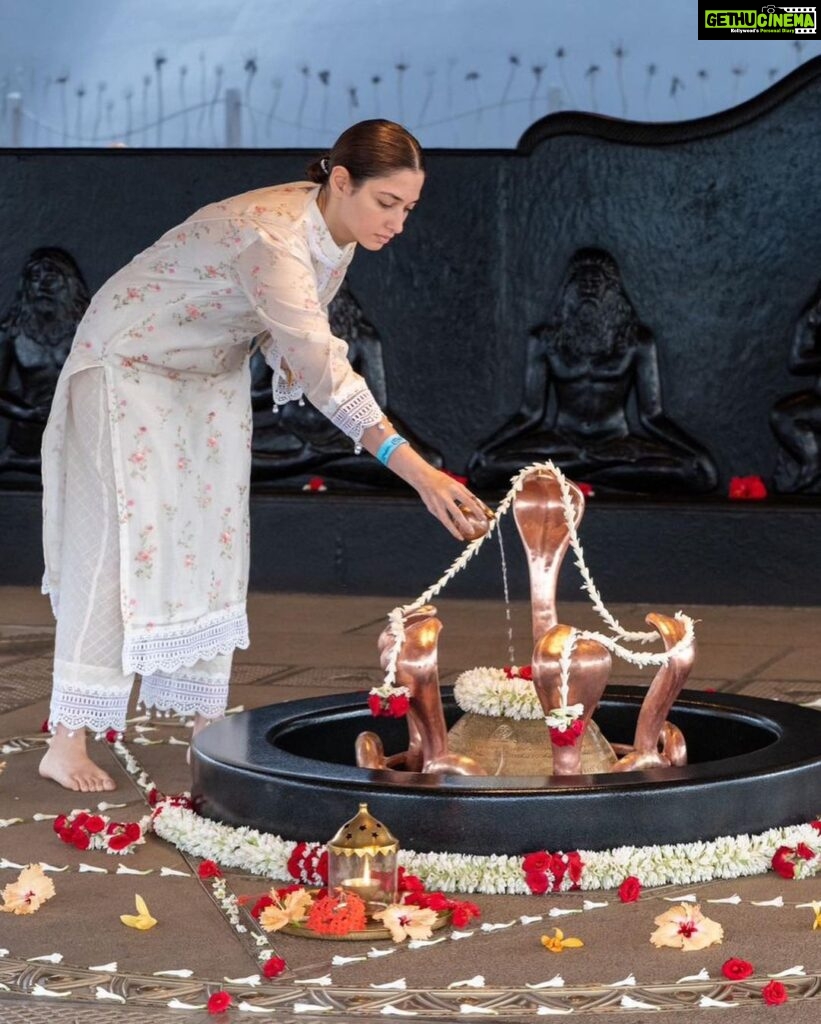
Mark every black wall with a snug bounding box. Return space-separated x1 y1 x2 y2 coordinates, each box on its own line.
2 58 820 605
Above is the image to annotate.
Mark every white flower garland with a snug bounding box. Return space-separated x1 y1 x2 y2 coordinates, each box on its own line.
371 462 696 718
151 799 819 896
453 668 543 720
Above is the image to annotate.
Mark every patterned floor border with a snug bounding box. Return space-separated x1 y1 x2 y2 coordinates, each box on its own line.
1 730 820 1018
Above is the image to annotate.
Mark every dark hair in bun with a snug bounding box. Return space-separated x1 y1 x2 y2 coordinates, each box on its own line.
306 119 424 186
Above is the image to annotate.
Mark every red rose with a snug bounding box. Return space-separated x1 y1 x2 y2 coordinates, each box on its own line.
367 693 384 716
549 720 585 747
274 884 303 899
577 482 595 497
397 869 425 894
518 665 533 680
251 895 275 919
722 958 754 981
124 822 142 842
53 814 68 833
198 859 222 879
104 729 120 743
73 812 90 828
522 851 550 873
746 476 767 499
618 876 642 903
451 900 481 928
564 851 584 888
811 820 821 833
761 980 788 1006
387 693 410 717
262 956 286 979
146 787 161 806
410 890 451 912
70 827 91 851
207 990 233 1014
524 870 550 895
85 815 106 835
729 475 768 501
796 842 815 861
771 846 796 879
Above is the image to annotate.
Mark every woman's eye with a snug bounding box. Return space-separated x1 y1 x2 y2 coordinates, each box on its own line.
378 200 394 209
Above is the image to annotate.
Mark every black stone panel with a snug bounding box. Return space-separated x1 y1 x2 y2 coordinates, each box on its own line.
2 488 817 604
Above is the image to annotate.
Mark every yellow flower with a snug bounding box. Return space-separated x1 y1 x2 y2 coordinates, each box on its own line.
0 864 56 915
371 903 439 943
120 894 157 930
812 901 821 931
650 904 723 951
259 887 314 933
540 928 584 953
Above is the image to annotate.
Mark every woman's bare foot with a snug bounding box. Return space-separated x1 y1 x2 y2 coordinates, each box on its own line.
39 724 117 792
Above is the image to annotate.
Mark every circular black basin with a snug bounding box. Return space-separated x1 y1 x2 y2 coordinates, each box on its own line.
191 686 821 855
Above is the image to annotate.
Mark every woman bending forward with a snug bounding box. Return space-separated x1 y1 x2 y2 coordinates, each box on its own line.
39 119 488 792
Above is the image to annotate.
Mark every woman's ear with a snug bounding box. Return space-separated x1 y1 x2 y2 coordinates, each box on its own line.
329 165 353 196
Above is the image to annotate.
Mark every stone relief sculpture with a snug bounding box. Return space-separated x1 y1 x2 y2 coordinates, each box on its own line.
0 248 89 474
770 286 821 493
251 280 443 485
468 249 717 495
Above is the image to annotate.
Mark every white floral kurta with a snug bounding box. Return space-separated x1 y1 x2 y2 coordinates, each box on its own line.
41 183 383 675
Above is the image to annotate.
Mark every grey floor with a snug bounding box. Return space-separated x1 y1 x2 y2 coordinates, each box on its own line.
1 587 819 1023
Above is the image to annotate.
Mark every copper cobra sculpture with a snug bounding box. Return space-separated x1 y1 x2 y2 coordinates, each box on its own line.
512 468 585 645
359 465 693 777
532 623 612 776
611 612 693 771
356 604 486 776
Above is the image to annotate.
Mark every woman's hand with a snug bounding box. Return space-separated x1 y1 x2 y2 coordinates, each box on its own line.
359 422 493 541
413 465 493 540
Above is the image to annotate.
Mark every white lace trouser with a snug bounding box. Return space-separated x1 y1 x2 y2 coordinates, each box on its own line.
49 369 232 735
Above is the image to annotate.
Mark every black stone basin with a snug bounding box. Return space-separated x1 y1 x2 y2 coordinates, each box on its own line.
191 686 821 855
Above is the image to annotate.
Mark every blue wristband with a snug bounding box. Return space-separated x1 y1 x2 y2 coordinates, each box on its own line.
375 434 408 466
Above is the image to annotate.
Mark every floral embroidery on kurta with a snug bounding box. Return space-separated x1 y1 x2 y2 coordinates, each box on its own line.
41 183 383 674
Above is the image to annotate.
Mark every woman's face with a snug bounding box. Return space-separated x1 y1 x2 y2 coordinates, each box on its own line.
330 168 424 250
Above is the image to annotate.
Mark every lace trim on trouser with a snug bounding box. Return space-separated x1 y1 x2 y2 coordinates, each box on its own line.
138 662 231 720
329 387 383 442
122 607 249 675
50 663 135 735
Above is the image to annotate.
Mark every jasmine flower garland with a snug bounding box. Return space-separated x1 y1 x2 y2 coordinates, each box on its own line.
151 799 819 896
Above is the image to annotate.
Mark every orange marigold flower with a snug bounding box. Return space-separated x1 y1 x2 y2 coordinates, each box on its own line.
306 891 367 936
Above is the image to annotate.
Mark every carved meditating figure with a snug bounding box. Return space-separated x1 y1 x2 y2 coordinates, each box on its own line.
468 249 717 495
771 287 821 493
251 281 442 485
0 248 89 474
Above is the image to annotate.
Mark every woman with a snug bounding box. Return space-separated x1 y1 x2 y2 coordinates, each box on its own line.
39 119 489 793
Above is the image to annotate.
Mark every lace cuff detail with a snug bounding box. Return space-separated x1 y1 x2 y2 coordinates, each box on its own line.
50 673 132 735
272 361 304 406
122 606 249 675
139 672 230 720
329 387 384 442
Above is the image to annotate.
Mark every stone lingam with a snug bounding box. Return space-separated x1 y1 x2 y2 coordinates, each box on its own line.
191 464 821 857
358 467 694 779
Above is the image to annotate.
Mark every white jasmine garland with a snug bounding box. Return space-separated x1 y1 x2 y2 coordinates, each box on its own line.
151 799 819 896
453 668 543 720
543 705 585 730
371 461 697 721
